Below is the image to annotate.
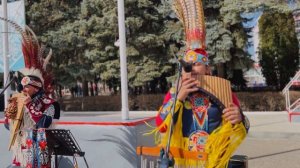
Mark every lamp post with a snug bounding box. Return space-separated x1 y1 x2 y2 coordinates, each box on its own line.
2 0 10 108
117 0 129 120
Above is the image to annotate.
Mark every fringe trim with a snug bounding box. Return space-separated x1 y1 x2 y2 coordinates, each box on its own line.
205 121 246 168
144 100 184 145
173 158 206 168
159 100 184 148
146 113 246 167
10 109 56 167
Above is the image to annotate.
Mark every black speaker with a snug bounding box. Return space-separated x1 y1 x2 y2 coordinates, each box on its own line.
228 155 248 168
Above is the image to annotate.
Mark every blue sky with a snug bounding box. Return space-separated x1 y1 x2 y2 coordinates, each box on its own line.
0 0 25 72
242 11 263 57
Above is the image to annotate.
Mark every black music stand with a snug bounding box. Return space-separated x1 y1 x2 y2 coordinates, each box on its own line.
45 129 89 168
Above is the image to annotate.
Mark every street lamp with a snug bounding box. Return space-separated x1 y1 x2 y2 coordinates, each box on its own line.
2 0 10 108
117 0 129 120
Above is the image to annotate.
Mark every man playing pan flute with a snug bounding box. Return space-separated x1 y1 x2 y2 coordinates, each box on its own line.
154 0 250 167
2 17 60 168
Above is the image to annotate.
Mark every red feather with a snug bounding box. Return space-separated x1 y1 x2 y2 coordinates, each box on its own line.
0 18 53 91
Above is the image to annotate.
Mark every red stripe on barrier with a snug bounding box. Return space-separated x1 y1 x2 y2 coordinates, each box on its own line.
0 116 156 126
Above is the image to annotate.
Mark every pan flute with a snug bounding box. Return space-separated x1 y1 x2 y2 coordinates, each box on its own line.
137 75 234 167
8 93 25 150
195 75 232 110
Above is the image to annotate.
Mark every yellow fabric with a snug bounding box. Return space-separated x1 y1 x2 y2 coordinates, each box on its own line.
145 99 184 144
205 121 246 168
150 102 247 167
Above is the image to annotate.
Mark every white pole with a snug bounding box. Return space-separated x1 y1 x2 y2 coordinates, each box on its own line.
117 0 129 120
2 0 10 108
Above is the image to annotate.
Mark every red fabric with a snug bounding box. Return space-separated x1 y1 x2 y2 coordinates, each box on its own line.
155 92 172 132
26 96 55 123
162 92 171 104
155 115 167 132
12 157 21 166
232 93 240 108
4 117 9 125
193 49 208 57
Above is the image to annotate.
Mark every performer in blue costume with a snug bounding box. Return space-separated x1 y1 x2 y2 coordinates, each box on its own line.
154 0 249 167
155 48 250 168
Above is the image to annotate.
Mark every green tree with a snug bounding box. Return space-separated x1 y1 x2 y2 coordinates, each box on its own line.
205 0 253 79
26 0 86 87
159 0 253 84
44 20 94 95
77 0 120 92
259 11 299 89
78 0 173 93
25 0 300 94
123 0 172 91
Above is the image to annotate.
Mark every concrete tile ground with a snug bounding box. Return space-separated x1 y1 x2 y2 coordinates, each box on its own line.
1 111 300 168
237 138 300 168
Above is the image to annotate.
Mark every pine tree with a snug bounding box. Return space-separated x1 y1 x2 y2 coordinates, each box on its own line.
78 0 174 93
26 0 85 86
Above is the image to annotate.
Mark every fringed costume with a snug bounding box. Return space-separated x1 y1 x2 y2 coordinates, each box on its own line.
152 0 250 167
155 89 249 168
1 17 60 168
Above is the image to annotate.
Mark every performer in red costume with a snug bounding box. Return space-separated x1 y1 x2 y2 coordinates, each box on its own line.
1 17 60 168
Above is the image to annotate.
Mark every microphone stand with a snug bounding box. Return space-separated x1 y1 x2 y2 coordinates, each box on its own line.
159 61 192 168
1 71 23 97
0 74 15 97
159 59 193 168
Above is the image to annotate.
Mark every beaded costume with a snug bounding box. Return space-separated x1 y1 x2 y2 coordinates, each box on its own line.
153 0 249 167
1 17 60 168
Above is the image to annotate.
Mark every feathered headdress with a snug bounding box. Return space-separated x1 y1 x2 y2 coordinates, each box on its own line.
0 17 53 92
174 0 209 65
154 1 246 168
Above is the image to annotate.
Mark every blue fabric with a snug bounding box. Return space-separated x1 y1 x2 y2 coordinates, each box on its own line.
158 89 248 137
4 122 9 130
35 101 60 129
207 104 222 134
36 115 53 129
181 103 222 137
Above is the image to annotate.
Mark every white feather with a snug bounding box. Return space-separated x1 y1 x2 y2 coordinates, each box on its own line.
43 49 52 70
20 68 44 84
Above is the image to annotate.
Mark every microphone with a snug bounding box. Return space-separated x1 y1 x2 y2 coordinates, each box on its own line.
16 83 23 93
0 71 24 96
13 71 24 92
178 59 193 73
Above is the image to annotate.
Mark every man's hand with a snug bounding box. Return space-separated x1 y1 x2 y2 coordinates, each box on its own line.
177 77 198 101
22 94 32 105
222 103 242 124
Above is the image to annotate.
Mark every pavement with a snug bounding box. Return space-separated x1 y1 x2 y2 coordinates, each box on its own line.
0 111 300 168
244 112 300 139
236 112 300 168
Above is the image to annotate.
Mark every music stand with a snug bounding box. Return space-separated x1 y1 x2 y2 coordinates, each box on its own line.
44 129 89 168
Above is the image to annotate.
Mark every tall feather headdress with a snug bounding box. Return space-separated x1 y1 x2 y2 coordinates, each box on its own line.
174 0 206 50
174 0 209 65
0 17 53 92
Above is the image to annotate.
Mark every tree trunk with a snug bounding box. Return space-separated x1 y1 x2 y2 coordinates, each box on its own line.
217 63 225 78
82 80 89 97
